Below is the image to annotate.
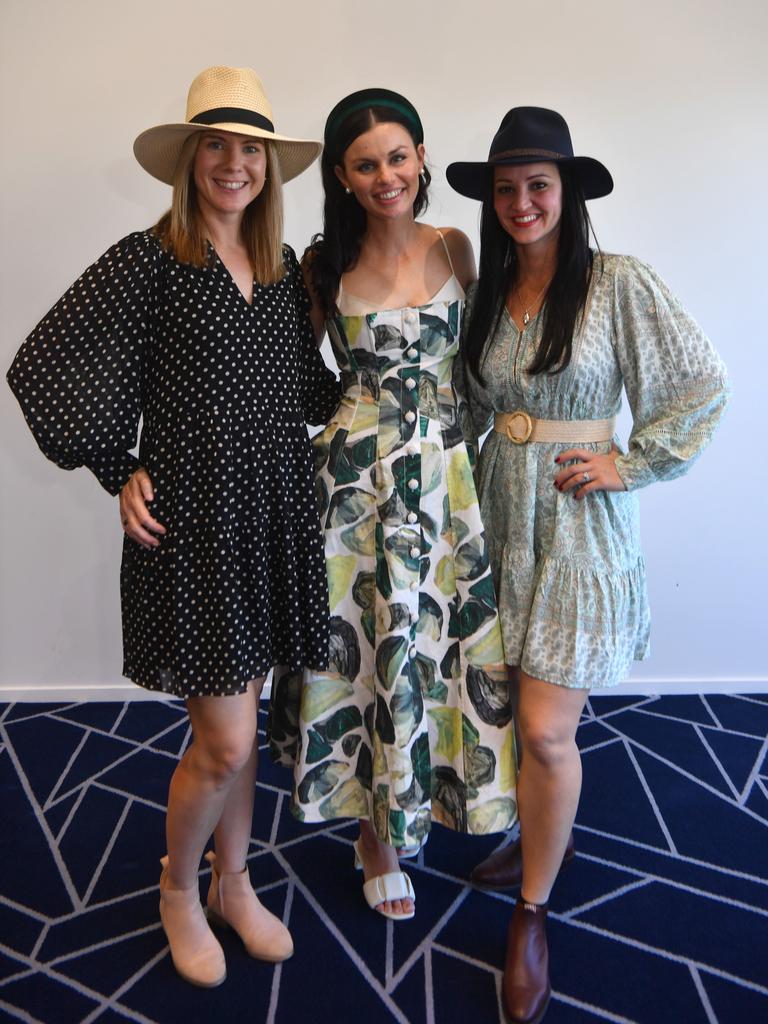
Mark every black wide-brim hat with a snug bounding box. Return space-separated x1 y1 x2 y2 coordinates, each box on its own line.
446 106 613 201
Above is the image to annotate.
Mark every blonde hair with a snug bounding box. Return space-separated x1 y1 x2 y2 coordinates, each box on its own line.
153 133 285 285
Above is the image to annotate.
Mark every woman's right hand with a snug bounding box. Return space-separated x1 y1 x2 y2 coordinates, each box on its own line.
119 468 166 548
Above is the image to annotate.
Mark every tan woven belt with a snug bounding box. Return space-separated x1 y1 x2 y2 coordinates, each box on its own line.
494 411 616 445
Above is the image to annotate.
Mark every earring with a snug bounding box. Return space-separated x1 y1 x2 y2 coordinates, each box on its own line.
419 170 426 184
344 187 352 194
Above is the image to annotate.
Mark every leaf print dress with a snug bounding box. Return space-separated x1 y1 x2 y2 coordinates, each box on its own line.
270 235 517 848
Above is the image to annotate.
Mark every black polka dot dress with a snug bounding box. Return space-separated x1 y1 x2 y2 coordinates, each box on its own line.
7 231 341 697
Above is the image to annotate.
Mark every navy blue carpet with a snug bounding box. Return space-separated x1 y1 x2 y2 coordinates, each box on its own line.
1 694 767 1024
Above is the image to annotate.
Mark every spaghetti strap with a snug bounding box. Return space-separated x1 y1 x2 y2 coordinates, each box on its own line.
435 229 456 277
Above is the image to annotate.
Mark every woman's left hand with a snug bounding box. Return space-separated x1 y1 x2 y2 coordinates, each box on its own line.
554 448 627 499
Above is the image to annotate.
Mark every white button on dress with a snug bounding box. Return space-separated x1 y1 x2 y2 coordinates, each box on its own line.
404 411 416 424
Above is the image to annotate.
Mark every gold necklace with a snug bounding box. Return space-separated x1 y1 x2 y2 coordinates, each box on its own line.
517 280 551 325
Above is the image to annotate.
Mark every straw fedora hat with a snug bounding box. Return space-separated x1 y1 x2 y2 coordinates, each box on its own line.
134 65 322 185
447 106 612 201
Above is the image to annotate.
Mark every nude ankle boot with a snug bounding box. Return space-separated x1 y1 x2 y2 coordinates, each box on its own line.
159 855 226 987
205 852 293 962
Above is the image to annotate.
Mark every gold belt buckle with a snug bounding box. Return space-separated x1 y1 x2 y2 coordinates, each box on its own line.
505 411 533 444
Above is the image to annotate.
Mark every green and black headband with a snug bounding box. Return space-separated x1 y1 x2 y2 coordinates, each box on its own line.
324 88 424 151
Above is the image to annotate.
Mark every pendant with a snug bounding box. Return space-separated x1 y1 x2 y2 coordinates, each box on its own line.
522 310 530 325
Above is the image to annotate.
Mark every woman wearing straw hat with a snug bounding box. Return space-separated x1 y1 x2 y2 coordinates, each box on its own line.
446 107 728 1022
7 66 340 987
269 89 516 921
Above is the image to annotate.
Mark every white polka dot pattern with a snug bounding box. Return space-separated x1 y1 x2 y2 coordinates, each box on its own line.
8 231 342 697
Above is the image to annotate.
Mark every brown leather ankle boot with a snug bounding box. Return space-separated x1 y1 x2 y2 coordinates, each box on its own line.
502 897 551 1024
471 831 575 891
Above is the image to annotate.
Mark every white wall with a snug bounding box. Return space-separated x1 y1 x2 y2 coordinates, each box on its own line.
1 0 765 699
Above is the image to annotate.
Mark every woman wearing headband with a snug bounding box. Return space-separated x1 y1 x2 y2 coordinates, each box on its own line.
270 89 516 920
8 66 340 987
447 108 728 1023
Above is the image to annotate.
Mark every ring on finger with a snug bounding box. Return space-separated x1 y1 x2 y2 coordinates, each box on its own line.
582 472 590 483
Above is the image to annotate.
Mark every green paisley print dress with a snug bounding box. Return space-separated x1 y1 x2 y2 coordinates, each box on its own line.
456 255 729 689
270 265 517 849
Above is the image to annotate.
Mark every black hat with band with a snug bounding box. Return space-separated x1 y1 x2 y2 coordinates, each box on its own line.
447 106 613 201
324 88 424 151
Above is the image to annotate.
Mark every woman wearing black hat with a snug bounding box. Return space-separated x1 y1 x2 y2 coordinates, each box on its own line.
270 89 517 921
447 107 728 1022
7 66 341 987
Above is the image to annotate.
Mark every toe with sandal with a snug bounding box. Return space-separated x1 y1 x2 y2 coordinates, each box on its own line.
353 839 416 921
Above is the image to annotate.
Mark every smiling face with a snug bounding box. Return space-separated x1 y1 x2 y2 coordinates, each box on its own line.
492 161 563 253
335 121 425 221
193 131 267 222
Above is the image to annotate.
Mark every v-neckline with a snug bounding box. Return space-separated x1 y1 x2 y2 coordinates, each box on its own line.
209 244 255 307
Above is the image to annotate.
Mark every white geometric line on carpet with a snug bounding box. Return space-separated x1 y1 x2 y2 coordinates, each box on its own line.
0 995 42 1024
109 703 130 735
389 882 475 990
632 705 721 731
700 696 724 731
571 851 768 918
589 696 657 721
689 963 720 1024
547 991 640 1024
266 878 294 1024
0 945 154 1024
424 949 436 1024
573 824 768 886
88 779 167 814
44 726 90 809
550 915 768 996
75 946 171 1024
3 704 80 726
597 721 768 830
0 723 81 910
621 739 678 854
46 922 162 967
270 846 412 1024
268 788 285 848
385 909 394 990
45 726 187 809
578 736 622 755
82 796 133 905
54 780 90 843
559 877 653 920
739 733 768 806
48 705 189 754
432 942 641 1024
732 694 768 712
0 895 49 923
693 723 741 800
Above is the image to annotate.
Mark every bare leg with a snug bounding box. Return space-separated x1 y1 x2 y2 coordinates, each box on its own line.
213 677 267 873
356 819 414 917
516 672 588 904
164 679 263 889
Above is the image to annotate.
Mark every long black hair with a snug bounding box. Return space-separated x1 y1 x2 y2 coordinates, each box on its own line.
306 106 431 318
463 163 599 382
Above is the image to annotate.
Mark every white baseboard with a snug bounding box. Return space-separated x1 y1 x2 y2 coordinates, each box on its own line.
1 678 766 703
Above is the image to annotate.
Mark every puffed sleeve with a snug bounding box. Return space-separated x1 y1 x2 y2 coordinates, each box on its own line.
7 231 160 495
453 281 495 467
285 246 340 425
610 256 729 491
